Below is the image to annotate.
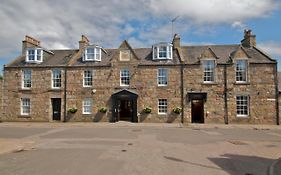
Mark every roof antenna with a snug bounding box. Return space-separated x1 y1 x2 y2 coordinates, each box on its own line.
171 16 180 39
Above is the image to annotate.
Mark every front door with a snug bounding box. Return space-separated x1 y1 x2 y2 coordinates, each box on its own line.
191 99 204 123
118 100 132 121
52 98 61 121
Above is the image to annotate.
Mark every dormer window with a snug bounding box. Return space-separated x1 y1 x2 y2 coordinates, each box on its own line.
152 43 173 60
26 48 43 63
83 46 101 61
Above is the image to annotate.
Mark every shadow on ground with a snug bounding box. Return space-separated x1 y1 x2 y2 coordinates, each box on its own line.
208 154 274 175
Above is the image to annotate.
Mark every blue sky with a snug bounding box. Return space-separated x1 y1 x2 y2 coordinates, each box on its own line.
1 0 281 75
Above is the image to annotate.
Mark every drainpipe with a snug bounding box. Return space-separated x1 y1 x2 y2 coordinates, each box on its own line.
63 67 67 122
223 64 228 124
180 63 184 124
274 63 279 125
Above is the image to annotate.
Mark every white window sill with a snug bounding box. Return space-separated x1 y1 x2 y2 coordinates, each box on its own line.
83 113 92 115
158 84 168 87
120 84 129 87
83 85 92 88
236 115 249 118
158 112 167 115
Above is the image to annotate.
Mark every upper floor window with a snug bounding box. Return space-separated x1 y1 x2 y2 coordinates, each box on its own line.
83 46 101 61
203 60 215 83
21 98 30 115
22 69 32 88
120 69 130 86
158 68 168 86
153 43 173 60
52 69 61 88
26 48 43 63
236 95 249 117
236 60 247 83
83 70 93 87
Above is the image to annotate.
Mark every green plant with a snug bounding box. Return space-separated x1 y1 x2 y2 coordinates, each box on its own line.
68 107 78 114
143 107 152 114
99 107 107 113
173 107 182 114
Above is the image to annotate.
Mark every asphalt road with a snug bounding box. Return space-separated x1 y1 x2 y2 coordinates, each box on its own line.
0 123 281 175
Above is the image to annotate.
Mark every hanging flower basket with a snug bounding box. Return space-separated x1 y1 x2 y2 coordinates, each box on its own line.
173 107 182 114
68 107 78 114
143 107 152 114
99 107 107 113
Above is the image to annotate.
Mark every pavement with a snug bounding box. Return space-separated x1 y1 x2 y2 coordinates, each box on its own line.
0 122 280 175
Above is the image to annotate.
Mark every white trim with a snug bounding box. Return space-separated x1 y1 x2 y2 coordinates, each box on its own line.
157 68 168 86
26 48 43 63
21 98 30 115
82 98 92 114
120 69 130 86
202 59 215 83
22 69 32 89
152 43 173 60
235 59 248 83
51 69 62 89
83 46 102 62
83 70 93 87
236 95 249 117
158 99 168 114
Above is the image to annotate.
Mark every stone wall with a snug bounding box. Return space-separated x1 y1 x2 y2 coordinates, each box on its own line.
0 79 2 120
2 68 65 121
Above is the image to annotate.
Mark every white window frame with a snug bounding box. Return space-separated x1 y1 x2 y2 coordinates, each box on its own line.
203 59 215 83
83 99 92 114
152 43 173 60
83 70 93 87
158 68 168 86
120 69 130 86
52 69 61 88
22 69 32 89
26 48 43 63
83 46 102 61
236 59 248 83
236 95 249 117
158 99 168 114
21 98 30 115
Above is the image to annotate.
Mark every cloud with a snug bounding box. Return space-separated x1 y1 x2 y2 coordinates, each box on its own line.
258 42 281 58
0 0 280 67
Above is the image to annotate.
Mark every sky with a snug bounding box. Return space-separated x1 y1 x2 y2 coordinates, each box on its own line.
1 0 281 74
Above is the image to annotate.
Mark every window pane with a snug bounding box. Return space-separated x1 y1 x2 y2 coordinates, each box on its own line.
120 69 130 86
236 96 249 116
158 68 168 86
158 99 167 114
21 98 30 115
236 60 247 82
84 70 93 86
52 70 61 88
159 46 167 58
83 99 92 114
23 70 32 88
203 60 215 82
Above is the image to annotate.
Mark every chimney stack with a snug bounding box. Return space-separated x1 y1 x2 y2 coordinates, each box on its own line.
79 35 90 51
172 33 181 48
241 29 256 48
22 35 41 54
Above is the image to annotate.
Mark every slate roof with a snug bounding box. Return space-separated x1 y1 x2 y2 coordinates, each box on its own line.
5 43 276 68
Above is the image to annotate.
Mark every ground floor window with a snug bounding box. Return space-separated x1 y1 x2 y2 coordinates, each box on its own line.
236 95 249 117
158 99 167 114
21 98 30 115
83 99 92 114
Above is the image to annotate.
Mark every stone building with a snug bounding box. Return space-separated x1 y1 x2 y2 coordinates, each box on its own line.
2 30 279 124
